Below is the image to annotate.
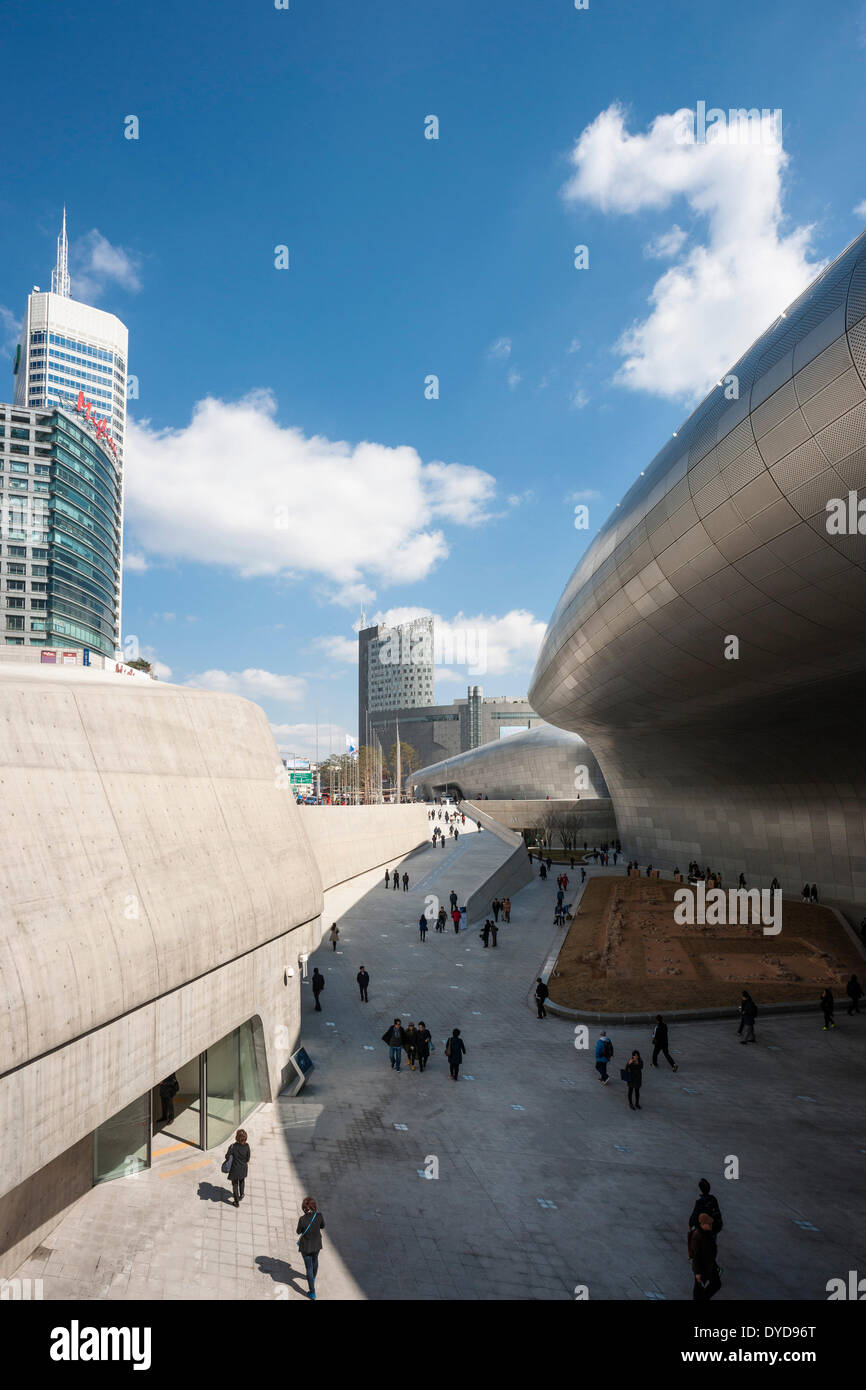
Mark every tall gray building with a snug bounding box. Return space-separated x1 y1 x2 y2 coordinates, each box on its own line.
358 616 434 745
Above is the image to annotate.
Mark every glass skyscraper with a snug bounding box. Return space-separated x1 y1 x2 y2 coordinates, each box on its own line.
2 212 127 657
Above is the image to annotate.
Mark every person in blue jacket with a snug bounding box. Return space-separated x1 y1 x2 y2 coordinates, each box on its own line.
595 1030 613 1084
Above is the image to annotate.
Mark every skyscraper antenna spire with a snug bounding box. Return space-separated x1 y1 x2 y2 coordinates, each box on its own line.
51 206 71 298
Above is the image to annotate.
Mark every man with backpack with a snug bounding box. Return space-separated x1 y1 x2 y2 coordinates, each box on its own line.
595 1031 613 1084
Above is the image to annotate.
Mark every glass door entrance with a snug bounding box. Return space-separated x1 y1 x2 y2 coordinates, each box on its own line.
152 1056 203 1151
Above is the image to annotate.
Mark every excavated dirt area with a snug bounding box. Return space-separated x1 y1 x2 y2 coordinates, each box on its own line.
551 876 863 1012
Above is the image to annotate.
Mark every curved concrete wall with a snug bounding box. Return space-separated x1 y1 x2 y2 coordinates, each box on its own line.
299 803 432 897
0 669 322 1075
530 231 866 903
412 723 610 801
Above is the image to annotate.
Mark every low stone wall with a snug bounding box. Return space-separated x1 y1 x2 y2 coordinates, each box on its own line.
460 801 534 925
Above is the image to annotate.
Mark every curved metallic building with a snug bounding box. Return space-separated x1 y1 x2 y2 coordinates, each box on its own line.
530 231 866 904
412 722 610 801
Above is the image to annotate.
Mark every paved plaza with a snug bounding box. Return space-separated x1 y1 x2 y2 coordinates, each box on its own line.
13 827 866 1301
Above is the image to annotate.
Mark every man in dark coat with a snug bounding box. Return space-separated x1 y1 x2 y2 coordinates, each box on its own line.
311 967 324 1011
535 978 549 1018
690 1213 721 1300
159 1074 179 1123
739 991 757 1043
651 1014 678 1070
356 966 370 1002
382 1020 405 1070
688 1178 723 1235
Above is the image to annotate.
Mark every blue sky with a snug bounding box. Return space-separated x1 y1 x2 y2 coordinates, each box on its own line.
2 0 865 758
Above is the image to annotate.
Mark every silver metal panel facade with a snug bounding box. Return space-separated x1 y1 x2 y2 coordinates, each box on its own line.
529 232 866 904
412 722 610 802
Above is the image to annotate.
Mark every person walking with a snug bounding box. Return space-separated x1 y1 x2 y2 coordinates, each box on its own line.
846 974 863 1015
801 882 810 902
481 920 491 947
445 1028 466 1080
296 1197 325 1301
356 966 370 1002
738 990 757 1042
651 1015 678 1071
418 913 428 942
402 872 409 892
562 874 569 891
158 1074 179 1124
492 898 501 922
384 869 390 889
451 906 461 934
689 1213 722 1301
820 987 836 1030
490 919 498 947
539 864 547 881
393 872 400 890
404 1023 418 1071
503 897 511 923
810 883 818 903
416 1022 432 1073
581 867 586 883
688 1178 723 1236
382 1019 405 1070
595 1031 613 1084
454 829 459 843
535 978 549 1018
449 889 458 911
328 923 339 951
436 906 447 932
224 1128 250 1207
625 1050 643 1109
311 967 325 1011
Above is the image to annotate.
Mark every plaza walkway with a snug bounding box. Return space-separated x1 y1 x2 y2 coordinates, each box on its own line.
12 827 865 1301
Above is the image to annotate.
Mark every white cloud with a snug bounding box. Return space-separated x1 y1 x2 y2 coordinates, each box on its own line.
644 224 687 259
567 338 581 354
507 489 535 507
123 551 149 573
570 387 591 410
567 488 603 502
487 337 512 359
507 367 522 390
562 102 824 401
185 668 306 703
125 392 496 603
0 306 21 358
313 635 358 665
70 229 142 301
854 199 866 218
153 661 173 680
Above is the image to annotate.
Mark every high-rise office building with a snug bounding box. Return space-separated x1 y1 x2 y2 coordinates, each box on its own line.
358 616 435 743
0 402 122 655
2 212 127 657
13 210 128 461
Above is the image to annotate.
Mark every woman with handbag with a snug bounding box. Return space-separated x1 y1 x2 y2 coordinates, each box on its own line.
296 1196 326 1300
223 1128 250 1206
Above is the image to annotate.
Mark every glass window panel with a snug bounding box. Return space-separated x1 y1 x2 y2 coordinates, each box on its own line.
93 1092 149 1183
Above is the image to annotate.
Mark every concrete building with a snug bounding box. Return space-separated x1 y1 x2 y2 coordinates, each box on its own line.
530 229 866 904
1 402 122 656
0 660 430 1276
13 211 128 462
358 617 434 746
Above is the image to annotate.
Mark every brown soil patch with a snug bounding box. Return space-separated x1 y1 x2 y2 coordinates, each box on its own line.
551 877 862 1012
